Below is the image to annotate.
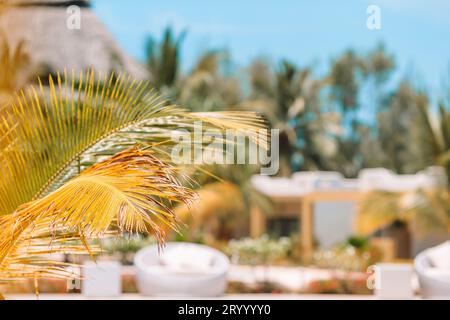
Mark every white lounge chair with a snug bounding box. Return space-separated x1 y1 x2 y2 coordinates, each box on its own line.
134 242 230 297
414 241 450 298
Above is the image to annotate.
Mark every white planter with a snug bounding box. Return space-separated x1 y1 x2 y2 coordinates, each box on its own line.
134 242 230 297
374 263 413 299
82 261 122 298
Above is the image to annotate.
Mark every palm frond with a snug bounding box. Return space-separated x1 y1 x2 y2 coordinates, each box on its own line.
356 191 403 235
0 70 267 215
0 71 268 287
357 189 450 236
0 147 196 281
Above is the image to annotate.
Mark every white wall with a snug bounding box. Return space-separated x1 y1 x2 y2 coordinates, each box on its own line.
313 202 356 248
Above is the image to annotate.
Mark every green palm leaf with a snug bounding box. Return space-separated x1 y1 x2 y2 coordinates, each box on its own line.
0 70 267 215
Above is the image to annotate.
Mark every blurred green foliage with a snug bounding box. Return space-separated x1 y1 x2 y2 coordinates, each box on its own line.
227 235 292 265
313 236 382 272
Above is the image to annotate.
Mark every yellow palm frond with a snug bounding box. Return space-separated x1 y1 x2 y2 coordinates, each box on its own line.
0 71 268 290
355 191 403 235
0 70 267 215
173 181 244 226
188 111 269 149
0 214 93 281
169 181 246 244
356 189 450 237
0 71 268 288
0 147 195 282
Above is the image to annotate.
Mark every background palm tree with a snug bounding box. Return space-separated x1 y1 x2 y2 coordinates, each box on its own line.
243 58 336 175
326 46 395 177
179 50 242 112
145 26 185 91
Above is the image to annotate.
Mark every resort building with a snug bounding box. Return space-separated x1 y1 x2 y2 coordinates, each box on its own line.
251 167 448 259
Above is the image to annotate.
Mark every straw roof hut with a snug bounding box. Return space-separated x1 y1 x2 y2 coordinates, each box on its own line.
0 0 149 81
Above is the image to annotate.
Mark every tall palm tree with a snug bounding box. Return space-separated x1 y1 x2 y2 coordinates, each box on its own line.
0 70 267 297
145 26 185 90
244 58 334 175
179 50 242 112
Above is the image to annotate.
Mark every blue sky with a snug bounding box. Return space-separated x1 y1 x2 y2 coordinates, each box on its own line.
93 0 450 100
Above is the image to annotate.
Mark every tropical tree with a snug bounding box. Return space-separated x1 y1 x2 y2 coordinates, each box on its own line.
376 82 428 173
244 58 335 175
326 46 395 177
145 26 185 92
0 70 267 297
179 50 242 112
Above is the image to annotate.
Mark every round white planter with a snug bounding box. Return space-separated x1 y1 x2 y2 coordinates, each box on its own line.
134 242 230 297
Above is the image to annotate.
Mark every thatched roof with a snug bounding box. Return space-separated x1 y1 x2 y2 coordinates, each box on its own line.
0 0 149 80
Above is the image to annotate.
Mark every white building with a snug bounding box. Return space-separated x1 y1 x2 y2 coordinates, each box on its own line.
250 167 447 257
